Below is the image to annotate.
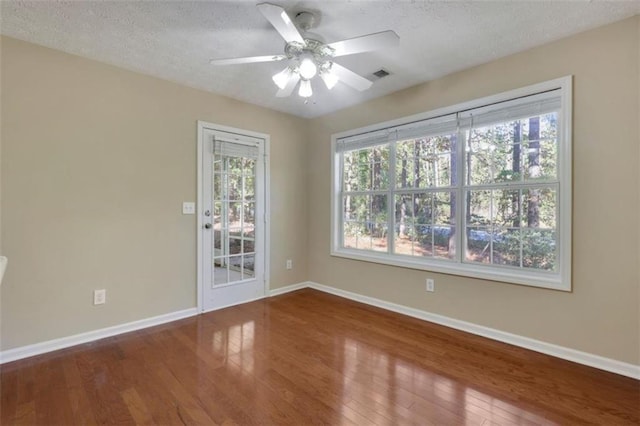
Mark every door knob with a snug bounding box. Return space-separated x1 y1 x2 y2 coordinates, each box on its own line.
204 223 212 229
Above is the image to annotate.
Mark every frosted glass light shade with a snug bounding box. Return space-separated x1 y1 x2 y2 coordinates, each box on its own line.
272 67 291 90
298 79 312 97
321 71 339 89
299 57 317 80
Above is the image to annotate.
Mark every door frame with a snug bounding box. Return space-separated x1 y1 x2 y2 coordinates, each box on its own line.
196 120 270 313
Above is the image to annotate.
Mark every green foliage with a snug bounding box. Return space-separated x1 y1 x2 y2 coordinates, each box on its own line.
522 230 556 270
343 145 389 192
341 113 559 271
466 114 557 185
466 228 556 271
395 136 453 188
212 154 257 262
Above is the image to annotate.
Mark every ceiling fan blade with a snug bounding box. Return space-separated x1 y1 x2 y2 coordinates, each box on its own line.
331 63 373 91
276 73 300 97
257 3 305 44
210 55 286 66
327 31 400 57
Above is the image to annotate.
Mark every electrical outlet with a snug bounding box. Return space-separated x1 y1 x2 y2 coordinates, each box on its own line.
94 289 106 305
426 279 435 292
286 259 293 270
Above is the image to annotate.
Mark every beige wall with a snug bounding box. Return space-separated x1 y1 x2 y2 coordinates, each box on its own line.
308 17 640 365
0 37 308 350
1 17 639 367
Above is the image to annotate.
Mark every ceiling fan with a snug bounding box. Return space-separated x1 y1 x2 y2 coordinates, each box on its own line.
210 2 400 99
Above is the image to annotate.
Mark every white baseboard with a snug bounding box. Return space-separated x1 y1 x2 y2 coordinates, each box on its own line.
0 281 309 364
268 281 310 297
201 295 267 314
305 282 640 380
3 281 638 380
0 307 198 364
0 282 308 364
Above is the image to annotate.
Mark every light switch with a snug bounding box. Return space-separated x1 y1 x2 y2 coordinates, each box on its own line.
182 202 196 215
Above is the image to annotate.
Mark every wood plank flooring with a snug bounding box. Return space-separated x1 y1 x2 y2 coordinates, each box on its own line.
1 288 638 425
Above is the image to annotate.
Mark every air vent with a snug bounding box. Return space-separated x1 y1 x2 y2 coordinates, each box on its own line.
371 69 391 80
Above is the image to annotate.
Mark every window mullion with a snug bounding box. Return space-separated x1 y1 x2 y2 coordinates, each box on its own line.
332 77 571 291
339 152 345 249
388 139 396 255
456 116 466 265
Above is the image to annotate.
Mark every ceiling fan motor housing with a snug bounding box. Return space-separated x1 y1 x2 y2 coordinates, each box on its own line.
294 11 316 32
284 39 335 76
210 3 396 97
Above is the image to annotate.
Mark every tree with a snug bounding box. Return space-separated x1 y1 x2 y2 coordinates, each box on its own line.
414 139 421 186
512 121 521 228
399 148 408 237
527 117 540 227
449 135 457 254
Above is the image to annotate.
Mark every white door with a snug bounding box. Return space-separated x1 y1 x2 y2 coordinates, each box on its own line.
199 123 267 312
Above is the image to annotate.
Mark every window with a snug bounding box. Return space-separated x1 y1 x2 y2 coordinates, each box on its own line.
331 77 572 290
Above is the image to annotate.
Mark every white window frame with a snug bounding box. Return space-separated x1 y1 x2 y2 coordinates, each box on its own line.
330 76 572 291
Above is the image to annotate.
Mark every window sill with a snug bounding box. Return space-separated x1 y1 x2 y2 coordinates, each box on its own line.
330 248 570 292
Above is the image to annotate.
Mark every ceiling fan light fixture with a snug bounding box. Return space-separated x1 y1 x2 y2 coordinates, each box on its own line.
320 70 339 90
299 55 318 80
272 67 292 90
211 4 398 99
298 79 313 98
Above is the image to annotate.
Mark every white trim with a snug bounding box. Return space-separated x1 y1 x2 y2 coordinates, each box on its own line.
330 249 564 290
3 281 637 380
0 256 7 285
0 278 304 364
332 76 572 142
330 76 573 291
0 308 198 364
196 121 271 313
199 295 266 314
197 122 204 313
268 281 310 297
305 282 639 379
558 76 573 289
264 134 271 302
199 278 306 312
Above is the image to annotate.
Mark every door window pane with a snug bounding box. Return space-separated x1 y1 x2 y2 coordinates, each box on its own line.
212 149 259 286
243 255 255 279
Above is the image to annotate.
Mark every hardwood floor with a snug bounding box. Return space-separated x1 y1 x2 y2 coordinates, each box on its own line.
1 288 638 425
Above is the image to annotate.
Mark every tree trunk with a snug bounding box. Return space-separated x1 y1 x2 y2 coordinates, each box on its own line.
527 117 540 227
512 122 521 228
373 148 381 190
398 152 408 236
345 169 352 220
372 148 382 236
399 197 407 237
415 140 421 186
401 153 408 188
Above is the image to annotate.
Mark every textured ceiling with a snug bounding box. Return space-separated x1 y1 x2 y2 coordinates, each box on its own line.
1 1 638 118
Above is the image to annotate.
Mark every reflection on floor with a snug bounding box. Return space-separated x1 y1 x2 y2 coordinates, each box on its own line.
1 289 638 425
